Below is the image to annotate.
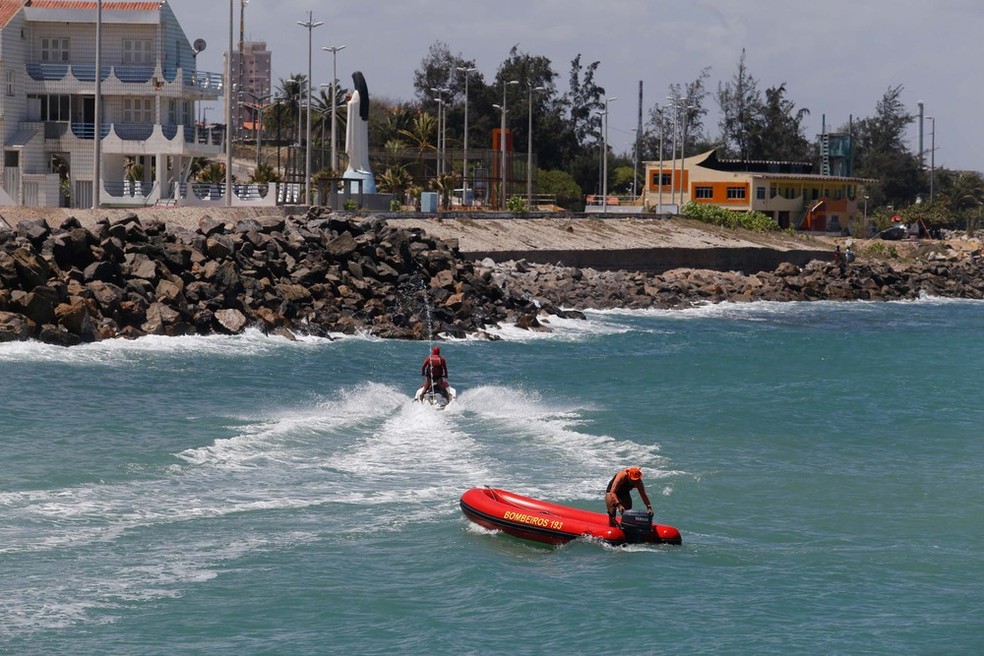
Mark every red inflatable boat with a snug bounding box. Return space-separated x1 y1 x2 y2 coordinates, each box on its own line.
459 487 682 546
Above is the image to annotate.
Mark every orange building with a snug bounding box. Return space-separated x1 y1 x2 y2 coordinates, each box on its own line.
643 149 873 232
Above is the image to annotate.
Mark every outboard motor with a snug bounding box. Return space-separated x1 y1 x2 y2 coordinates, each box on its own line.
619 509 653 544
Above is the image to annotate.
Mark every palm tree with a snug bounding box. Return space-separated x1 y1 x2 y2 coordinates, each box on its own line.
398 111 437 182
268 74 307 181
430 170 461 210
377 166 413 199
196 162 227 184
271 74 305 140
311 83 348 173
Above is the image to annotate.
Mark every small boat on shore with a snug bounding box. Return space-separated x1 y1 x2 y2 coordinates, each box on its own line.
459 487 682 546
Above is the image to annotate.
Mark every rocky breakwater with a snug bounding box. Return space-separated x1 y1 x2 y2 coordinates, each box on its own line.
0 211 546 346
489 249 984 311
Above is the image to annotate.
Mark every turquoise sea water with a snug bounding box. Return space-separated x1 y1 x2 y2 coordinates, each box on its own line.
1 298 982 655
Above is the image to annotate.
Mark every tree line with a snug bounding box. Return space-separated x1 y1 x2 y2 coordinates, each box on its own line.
248 42 984 227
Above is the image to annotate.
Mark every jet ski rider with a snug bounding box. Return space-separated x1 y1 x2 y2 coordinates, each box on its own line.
605 467 653 527
419 345 451 403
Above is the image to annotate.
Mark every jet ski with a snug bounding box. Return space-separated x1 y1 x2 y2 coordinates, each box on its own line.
414 383 456 410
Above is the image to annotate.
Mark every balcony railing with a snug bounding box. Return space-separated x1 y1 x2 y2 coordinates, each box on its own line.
185 70 224 93
70 122 111 139
105 180 154 198
71 64 112 82
64 121 223 148
26 62 223 93
26 63 68 81
114 123 154 141
114 65 155 84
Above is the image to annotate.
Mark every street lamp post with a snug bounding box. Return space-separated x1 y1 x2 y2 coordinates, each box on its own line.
679 102 695 207
430 87 449 176
666 96 678 208
526 82 545 210
93 0 102 209
243 91 270 168
602 96 617 214
432 96 444 176
225 0 233 206
297 12 323 203
495 79 519 209
457 66 477 206
655 105 664 213
322 45 346 173
931 118 936 205
237 0 249 146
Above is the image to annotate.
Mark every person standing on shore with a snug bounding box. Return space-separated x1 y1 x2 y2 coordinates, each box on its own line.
605 467 653 526
833 246 846 275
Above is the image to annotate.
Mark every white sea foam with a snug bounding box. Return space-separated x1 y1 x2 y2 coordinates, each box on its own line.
0 327 397 365
485 312 634 342
0 376 683 636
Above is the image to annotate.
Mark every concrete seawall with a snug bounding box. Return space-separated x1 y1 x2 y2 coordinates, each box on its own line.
1 207 836 274
464 246 831 274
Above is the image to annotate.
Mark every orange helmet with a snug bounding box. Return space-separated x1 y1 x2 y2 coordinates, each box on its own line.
627 467 643 481
432 346 440 355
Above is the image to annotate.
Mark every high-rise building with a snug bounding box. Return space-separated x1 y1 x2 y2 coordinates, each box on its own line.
225 40 271 142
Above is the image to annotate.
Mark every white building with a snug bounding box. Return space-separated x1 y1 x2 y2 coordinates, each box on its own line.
0 0 224 208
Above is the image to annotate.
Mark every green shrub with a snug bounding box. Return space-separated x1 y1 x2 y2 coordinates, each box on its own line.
389 199 402 212
681 201 780 232
343 199 358 211
507 196 528 213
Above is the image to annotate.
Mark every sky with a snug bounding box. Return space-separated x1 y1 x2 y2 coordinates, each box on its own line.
175 0 984 173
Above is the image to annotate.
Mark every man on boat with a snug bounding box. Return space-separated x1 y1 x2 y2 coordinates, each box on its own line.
418 345 451 403
605 467 653 526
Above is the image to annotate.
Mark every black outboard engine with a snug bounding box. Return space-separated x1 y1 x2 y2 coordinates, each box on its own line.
619 509 652 544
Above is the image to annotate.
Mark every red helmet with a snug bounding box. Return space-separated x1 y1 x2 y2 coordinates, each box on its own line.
432 346 440 355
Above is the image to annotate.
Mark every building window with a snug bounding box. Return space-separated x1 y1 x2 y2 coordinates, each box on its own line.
41 38 69 63
756 186 766 200
123 39 154 65
651 172 672 187
727 186 746 200
6 70 14 96
28 94 72 121
123 97 154 123
694 186 713 199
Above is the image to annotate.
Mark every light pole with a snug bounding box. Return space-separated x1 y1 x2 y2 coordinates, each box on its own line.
666 96 678 208
243 90 270 167
602 96 617 214
526 82 545 210
225 0 233 206
432 96 444 176
297 12 323 203
655 105 664 213
679 102 695 207
237 0 249 146
430 87 449 176
931 117 936 205
93 0 102 208
322 44 346 173
494 79 519 209
457 66 477 206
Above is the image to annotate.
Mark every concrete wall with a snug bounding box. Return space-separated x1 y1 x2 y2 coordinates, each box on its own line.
464 246 831 274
